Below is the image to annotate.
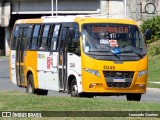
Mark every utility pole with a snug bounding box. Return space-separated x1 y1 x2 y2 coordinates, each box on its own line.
56 0 58 16
124 0 127 18
51 0 54 16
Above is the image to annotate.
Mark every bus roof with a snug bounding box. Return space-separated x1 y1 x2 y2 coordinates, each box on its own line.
15 15 138 25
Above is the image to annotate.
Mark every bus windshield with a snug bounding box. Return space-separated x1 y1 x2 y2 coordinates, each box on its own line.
82 23 146 60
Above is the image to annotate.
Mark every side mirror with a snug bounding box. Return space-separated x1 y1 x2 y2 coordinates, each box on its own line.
143 29 152 40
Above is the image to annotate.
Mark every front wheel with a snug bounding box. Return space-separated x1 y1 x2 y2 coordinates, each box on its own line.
71 79 79 97
70 79 94 98
126 94 142 101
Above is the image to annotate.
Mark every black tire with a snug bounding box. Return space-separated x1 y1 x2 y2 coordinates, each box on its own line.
26 74 36 94
126 94 142 101
36 89 48 96
26 74 48 95
70 79 94 98
71 79 79 97
83 93 94 98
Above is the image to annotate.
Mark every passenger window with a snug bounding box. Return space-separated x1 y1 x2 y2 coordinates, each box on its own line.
39 25 50 50
30 25 41 50
50 25 60 51
33 25 40 37
68 23 80 56
26 25 33 49
20 28 28 51
11 25 19 50
68 35 80 56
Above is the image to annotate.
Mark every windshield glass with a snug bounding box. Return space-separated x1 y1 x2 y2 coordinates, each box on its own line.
82 23 146 60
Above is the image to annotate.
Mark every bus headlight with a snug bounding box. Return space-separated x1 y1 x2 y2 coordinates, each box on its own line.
84 68 100 77
138 70 148 78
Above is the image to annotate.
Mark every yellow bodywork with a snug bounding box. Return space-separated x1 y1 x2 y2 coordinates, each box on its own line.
24 51 38 88
81 53 147 93
10 16 147 93
75 17 147 94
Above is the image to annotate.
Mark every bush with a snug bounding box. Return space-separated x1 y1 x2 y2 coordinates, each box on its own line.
148 41 160 56
140 16 160 43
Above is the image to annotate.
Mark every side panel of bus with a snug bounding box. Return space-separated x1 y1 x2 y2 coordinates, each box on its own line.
37 51 59 90
26 23 62 91
11 20 82 93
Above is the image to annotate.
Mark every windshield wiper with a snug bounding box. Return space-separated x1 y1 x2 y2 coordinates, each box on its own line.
88 50 111 52
121 49 144 58
88 50 121 59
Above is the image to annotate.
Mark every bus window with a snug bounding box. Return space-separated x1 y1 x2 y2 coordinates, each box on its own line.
68 30 80 56
26 25 33 49
11 25 19 50
30 25 41 50
68 23 80 56
39 25 50 50
50 24 61 51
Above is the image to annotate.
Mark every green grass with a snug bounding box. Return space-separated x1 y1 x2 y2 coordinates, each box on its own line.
0 91 160 111
148 55 160 82
0 91 160 120
147 41 160 88
0 56 8 58
147 82 160 88
1 117 159 120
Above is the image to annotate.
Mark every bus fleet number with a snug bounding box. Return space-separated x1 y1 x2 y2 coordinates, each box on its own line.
104 66 115 70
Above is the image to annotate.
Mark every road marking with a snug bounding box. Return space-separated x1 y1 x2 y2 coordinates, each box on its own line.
148 81 160 84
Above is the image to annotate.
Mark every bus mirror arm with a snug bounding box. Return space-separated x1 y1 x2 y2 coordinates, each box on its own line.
143 29 152 41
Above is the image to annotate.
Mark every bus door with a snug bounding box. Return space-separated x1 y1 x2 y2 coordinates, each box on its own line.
58 28 68 91
55 26 80 92
51 25 79 92
51 27 68 91
16 27 28 86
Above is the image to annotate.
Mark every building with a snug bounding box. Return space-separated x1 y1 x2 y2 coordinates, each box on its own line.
0 0 159 55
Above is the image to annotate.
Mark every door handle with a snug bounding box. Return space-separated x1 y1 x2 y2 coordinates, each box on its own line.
69 53 73 55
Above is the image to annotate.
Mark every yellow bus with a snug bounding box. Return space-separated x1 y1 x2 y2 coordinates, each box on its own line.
10 15 151 101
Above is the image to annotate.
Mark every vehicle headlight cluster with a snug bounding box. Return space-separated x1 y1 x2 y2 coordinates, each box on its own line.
84 68 100 77
138 70 148 78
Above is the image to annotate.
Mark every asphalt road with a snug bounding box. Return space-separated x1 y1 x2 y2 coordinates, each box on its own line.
0 57 160 102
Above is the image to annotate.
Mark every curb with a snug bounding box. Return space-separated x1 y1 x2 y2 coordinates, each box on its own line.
0 57 9 61
147 88 160 93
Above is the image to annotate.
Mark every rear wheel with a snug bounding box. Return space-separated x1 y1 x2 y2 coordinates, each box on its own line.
26 74 48 95
26 74 36 94
126 94 141 101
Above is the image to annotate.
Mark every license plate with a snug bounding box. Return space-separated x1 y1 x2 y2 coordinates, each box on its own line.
113 78 125 82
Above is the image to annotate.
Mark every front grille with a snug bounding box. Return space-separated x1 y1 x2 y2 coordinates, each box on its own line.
107 82 131 88
103 71 134 78
103 71 134 88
